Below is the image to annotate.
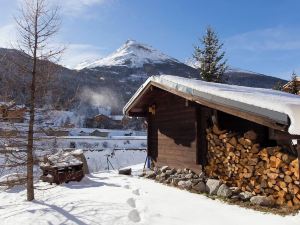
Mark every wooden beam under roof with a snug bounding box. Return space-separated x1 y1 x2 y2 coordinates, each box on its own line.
151 82 289 132
125 81 289 132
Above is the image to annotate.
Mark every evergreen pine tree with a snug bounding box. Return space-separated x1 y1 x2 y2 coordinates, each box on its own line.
193 26 228 83
290 72 299 95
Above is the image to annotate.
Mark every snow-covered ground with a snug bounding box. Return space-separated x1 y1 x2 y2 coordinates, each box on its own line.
56 136 146 151
0 164 299 225
69 128 146 137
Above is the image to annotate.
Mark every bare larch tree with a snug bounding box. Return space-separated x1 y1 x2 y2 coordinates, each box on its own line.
15 0 63 201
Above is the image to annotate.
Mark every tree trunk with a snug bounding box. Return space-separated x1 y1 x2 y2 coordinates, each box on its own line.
26 7 38 201
26 99 35 201
26 62 36 201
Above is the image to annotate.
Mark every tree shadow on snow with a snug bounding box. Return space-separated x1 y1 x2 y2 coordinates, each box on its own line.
3 185 26 193
33 200 89 225
64 175 121 189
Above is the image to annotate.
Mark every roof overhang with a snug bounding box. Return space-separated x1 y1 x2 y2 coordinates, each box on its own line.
123 76 296 133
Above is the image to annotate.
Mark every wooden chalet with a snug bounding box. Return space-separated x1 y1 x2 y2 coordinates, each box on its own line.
283 76 300 95
86 114 123 129
123 75 300 174
0 102 26 123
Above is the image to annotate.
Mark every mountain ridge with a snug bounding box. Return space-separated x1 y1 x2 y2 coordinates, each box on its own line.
0 41 288 113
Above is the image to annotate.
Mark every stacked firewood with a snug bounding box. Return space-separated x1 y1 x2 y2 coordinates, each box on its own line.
205 125 300 207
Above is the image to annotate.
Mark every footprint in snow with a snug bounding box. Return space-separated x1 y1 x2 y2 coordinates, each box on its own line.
123 184 130 189
128 209 141 223
126 198 136 208
132 189 140 196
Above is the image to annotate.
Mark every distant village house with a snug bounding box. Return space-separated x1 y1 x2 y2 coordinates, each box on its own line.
283 76 300 95
0 101 26 123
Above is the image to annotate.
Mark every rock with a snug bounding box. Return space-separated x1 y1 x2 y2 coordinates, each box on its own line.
230 195 240 200
178 181 186 189
191 178 202 184
176 168 182 174
250 196 275 207
185 180 193 190
158 178 164 183
138 172 145 177
144 171 156 179
217 184 232 198
185 173 193 179
239 191 253 200
183 168 189 174
172 178 181 186
206 179 221 195
229 187 241 194
179 174 186 179
160 173 167 178
155 175 160 181
165 169 175 176
192 181 206 193
198 172 205 180
160 166 169 173
154 167 161 175
164 178 172 184
118 168 132 175
178 180 192 190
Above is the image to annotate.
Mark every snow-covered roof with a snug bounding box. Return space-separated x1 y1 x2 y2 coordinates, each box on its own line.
283 76 300 88
123 75 300 135
40 151 83 168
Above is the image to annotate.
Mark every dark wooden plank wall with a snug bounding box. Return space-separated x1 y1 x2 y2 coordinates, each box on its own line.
148 92 203 172
196 105 213 166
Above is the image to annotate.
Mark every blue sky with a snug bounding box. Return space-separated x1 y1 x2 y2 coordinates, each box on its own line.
1 0 300 79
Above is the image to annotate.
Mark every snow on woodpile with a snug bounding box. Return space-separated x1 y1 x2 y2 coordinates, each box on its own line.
124 75 300 135
41 151 83 168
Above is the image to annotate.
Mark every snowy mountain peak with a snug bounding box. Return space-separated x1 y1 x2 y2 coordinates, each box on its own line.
76 40 180 70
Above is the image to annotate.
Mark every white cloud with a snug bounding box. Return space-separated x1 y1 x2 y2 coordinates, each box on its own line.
14 0 109 17
225 27 300 51
0 23 105 69
0 23 17 48
53 0 109 16
60 43 105 69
